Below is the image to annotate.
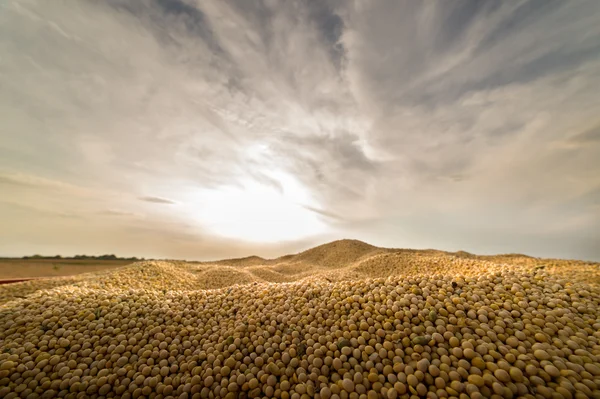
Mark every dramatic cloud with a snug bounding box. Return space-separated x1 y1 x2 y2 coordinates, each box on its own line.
1 0 599 260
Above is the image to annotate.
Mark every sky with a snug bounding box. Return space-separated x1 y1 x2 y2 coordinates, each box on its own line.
1 0 599 261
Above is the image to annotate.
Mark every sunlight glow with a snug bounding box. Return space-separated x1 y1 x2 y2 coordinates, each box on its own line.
193 171 327 242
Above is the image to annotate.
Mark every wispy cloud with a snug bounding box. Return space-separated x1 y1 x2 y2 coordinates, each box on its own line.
1 0 599 260
0 171 86 192
0 200 82 220
139 196 177 205
302 205 345 222
98 209 141 217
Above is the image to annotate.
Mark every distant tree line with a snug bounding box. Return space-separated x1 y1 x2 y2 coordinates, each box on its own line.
22 254 143 261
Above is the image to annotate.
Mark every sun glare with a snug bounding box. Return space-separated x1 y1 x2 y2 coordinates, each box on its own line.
192 172 327 242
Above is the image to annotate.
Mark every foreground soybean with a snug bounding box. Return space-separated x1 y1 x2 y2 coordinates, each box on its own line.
0 264 599 399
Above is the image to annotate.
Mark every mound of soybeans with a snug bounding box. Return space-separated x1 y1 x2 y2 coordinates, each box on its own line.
1 255 600 398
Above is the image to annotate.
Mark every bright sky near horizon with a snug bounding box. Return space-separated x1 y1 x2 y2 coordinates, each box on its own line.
1 0 599 261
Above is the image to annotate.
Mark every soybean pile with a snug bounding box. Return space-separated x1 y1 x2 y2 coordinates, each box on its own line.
1 240 599 399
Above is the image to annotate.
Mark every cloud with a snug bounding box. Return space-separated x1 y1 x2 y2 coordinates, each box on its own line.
1 0 599 260
0 200 82 220
139 196 177 205
98 209 141 217
302 205 345 222
566 123 600 146
0 171 85 192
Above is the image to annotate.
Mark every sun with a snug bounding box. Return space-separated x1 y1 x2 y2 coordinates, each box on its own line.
191 172 327 242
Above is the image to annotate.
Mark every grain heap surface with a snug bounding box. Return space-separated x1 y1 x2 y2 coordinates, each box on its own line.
1 240 599 398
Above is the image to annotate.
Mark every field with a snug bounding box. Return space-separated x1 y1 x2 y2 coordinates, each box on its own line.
0 240 599 398
0 258 133 280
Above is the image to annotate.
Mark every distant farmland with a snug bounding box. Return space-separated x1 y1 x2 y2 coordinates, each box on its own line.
0 257 135 279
